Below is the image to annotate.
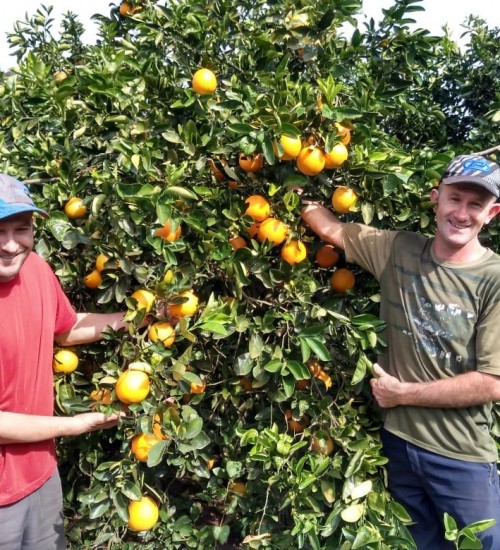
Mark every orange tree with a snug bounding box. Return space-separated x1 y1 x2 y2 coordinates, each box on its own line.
1 0 499 548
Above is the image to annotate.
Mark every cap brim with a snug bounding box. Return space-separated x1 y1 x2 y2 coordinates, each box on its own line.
0 203 49 221
442 176 499 198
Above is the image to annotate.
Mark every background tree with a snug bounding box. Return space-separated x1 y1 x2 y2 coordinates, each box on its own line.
1 0 499 548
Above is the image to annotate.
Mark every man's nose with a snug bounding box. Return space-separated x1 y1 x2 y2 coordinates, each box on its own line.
0 234 19 253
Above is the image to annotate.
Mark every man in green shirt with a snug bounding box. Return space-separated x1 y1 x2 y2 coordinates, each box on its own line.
301 154 500 549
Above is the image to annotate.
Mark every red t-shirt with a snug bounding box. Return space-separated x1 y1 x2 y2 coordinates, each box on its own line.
0 252 77 505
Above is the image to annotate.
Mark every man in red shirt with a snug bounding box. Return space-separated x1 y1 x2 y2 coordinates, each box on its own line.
0 174 130 549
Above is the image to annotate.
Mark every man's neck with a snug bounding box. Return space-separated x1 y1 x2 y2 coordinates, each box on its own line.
432 239 487 263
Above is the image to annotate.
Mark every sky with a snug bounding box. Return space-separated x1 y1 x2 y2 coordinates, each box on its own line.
0 0 498 70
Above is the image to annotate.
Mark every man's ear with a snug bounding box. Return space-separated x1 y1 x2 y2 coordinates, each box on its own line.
485 202 500 224
430 187 439 203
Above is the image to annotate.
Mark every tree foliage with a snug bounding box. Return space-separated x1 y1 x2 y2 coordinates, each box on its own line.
0 0 499 547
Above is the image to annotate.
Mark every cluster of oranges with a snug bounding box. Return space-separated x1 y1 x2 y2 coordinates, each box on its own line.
231 194 307 266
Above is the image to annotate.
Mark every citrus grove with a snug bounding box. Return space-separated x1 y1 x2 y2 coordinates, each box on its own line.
1 0 499 548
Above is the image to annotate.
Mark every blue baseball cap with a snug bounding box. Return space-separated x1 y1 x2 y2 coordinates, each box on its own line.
441 155 500 198
0 174 48 220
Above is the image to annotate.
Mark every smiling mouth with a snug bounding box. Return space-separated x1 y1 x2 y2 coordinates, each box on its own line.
449 220 470 230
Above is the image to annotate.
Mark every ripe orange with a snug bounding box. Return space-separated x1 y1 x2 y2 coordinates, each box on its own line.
228 481 247 496
285 409 310 433
335 122 351 146
296 147 325 176
131 289 155 313
244 195 270 222
331 186 358 213
308 359 333 389
207 158 225 180
192 68 217 94
83 269 102 289
119 2 141 16
148 322 175 348
54 70 68 83
274 134 302 160
239 153 264 173
229 235 247 250
53 349 79 374
295 379 310 391
64 197 87 219
115 370 150 404
315 244 340 268
281 240 307 265
190 378 207 394
168 290 199 318
330 268 355 293
131 433 162 462
246 221 260 239
311 432 334 456
155 220 182 242
257 218 288 246
90 388 112 405
128 496 159 532
95 253 109 272
324 143 348 169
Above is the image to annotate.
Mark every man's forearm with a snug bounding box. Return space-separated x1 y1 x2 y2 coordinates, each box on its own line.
372 366 500 409
0 411 121 444
300 202 345 249
55 312 128 346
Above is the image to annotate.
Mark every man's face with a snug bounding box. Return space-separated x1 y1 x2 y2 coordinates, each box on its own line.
430 183 500 252
0 212 34 283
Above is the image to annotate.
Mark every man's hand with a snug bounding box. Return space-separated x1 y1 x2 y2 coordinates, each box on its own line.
68 412 124 436
370 363 404 408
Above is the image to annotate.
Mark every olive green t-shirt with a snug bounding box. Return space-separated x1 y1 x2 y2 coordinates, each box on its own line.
344 224 500 462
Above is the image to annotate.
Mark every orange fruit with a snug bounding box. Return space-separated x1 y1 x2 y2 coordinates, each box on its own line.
163 269 175 284
330 268 355 293
239 377 253 391
54 70 68 83
274 134 302 160
95 253 109 272
257 218 287 246
324 143 348 169
315 244 340 268
115 370 150 404
168 290 199 318
131 433 162 462
311 432 334 456
83 269 102 289
239 153 264 173
131 289 155 313
228 481 247 496
64 197 87 219
192 68 217 94
307 359 333 389
128 496 159 532
229 235 247 250
246 221 260 239
295 379 310 391
190 378 207 394
331 186 358 213
53 349 79 374
119 2 141 16
281 240 307 265
244 195 270 222
296 147 325 176
285 409 310 433
335 122 351 146
207 158 225 181
148 322 175 348
155 220 182 242
90 388 112 405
